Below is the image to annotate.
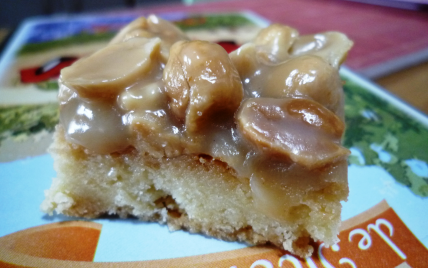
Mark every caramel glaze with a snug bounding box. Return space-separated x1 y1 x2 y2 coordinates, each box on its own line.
59 17 353 222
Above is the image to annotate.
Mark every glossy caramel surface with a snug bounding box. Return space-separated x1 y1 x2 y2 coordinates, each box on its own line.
59 16 352 221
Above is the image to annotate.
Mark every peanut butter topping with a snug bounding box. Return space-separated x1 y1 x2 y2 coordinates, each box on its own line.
58 17 353 222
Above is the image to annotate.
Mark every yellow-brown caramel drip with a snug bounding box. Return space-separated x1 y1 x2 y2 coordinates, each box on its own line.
59 17 353 222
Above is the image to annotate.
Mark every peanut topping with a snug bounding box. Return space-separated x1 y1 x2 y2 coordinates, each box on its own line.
61 37 162 99
254 24 299 64
58 16 353 222
228 43 258 83
287 98 345 138
110 15 188 45
263 55 343 116
109 15 189 61
291 32 353 68
163 40 243 133
120 82 167 112
236 98 349 168
230 24 351 118
109 17 149 45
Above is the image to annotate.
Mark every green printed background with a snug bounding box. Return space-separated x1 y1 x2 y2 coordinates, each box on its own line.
343 75 428 197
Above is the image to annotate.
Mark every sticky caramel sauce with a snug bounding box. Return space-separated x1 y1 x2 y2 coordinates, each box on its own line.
58 16 352 222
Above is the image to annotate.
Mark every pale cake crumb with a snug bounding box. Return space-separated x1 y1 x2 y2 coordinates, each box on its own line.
41 126 347 257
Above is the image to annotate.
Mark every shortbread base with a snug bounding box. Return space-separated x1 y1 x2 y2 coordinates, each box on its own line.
41 126 348 257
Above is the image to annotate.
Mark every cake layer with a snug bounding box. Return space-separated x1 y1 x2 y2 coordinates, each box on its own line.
42 126 348 257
